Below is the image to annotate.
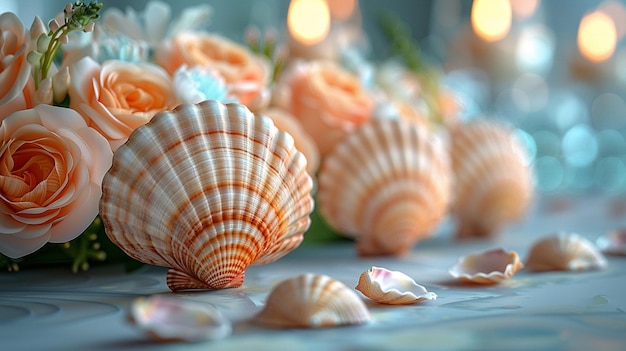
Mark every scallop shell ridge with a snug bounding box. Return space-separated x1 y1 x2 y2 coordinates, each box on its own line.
526 232 607 271
255 273 371 328
317 118 451 256
100 101 314 291
449 120 533 239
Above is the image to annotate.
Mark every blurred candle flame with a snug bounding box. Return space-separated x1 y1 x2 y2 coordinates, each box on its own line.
287 0 330 45
577 10 617 63
471 0 512 42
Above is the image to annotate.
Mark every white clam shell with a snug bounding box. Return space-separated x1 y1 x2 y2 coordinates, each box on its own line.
128 295 232 342
100 101 314 291
255 273 371 328
596 228 626 256
449 120 534 239
317 118 451 256
526 232 608 272
449 248 524 284
355 266 437 305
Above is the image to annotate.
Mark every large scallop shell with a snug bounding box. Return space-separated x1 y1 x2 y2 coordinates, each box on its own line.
448 248 524 284
355 266 437 305
128 295 232 342
448 120 533 239
525 232 608 272
254 273 371 328
100 100 314 291
317 118 451 256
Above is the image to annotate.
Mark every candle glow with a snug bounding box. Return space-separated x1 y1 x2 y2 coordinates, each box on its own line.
471 0 512 42
287 0 331 45
577 11 617 63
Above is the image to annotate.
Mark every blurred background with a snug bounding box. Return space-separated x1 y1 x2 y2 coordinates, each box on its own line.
4 0 626 196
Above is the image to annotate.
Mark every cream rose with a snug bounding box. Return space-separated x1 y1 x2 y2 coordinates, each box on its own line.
0 12 35 121
155 32 270 110
68 57 179 150
0 104 113 258
284 60 374 156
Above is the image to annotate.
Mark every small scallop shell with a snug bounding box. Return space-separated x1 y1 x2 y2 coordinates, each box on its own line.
525 232 608 272
100 101 314 291
355 266 437 305
449 248 524 284
128 295 232 342
255 273 371 328
317 118 451 256
596 228 626 256
448 120 533 239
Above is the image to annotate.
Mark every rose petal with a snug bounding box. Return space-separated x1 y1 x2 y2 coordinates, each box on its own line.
0 228 51 258
47 182 100 243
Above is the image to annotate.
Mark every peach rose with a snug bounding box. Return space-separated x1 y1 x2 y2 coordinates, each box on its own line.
155 32 270 110
68 57 179 150
284 60 374 156
0 104 113 258
0 13 35 121
262 107 320 175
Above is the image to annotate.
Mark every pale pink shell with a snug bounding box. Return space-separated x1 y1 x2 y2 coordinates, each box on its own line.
526 232 608 272
355 266 437 305
317 118 451 256
596 228 626 256
449 248 524 284
128 295 232 342
255 273 371 328
100 101 314 291
448 120 533 239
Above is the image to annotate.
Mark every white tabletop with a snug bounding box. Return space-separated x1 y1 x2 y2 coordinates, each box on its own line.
2 194 626 351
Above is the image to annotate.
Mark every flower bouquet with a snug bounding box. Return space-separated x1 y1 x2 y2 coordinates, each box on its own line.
0 1 533 275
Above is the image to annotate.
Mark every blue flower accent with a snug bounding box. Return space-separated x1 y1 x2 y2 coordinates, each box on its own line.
99 35 151 63
174 65 239 104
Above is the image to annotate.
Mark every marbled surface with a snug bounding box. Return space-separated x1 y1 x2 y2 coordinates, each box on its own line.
2 195 626 351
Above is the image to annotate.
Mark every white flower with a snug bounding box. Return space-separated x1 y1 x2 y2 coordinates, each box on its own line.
102 0 212 45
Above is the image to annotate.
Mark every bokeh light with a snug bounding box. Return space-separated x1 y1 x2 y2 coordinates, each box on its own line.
287 0 331 45
577 10 617 62
561 124 598 167
471 0 512 42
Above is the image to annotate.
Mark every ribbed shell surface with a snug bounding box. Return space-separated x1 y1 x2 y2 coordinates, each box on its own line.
449 120 533 238
99 101 314 290
255 273 371 328
525 232 607 272
317 118 451 256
